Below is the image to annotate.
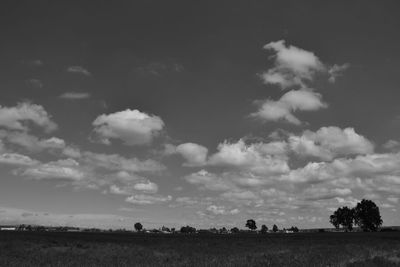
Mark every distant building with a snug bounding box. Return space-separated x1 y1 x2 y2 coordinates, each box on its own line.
1 227 16 231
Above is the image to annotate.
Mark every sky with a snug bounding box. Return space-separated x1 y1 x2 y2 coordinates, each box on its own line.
0 0 399 230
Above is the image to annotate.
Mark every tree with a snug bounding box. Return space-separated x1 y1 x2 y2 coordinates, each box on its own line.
289 226 299 233
272 224 278 233
245 219 257 231
354 199 382 232
330 206 355 231
219 227 228 234
329 212 340 229
134 222 143 232
161 226 170 232
180 225 196 234
260 224 268 234
230 227 239 234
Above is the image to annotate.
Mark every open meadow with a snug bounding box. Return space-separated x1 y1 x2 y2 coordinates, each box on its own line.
0 231 400 266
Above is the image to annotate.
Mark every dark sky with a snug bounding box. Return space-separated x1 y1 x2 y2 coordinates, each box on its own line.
0 1 399 229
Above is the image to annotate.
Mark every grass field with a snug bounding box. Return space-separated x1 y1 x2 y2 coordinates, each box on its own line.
0 231 400 266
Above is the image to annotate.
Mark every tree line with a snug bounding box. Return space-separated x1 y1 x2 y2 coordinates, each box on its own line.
329 199 383 232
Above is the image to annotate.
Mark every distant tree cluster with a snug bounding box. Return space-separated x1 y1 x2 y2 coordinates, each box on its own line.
180 225 196 234
330 199 382 232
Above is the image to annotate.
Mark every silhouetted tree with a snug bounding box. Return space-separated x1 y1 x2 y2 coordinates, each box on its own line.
329 212 340 229
330 206 355 231
161 226 170 232
219 227 228 234
261 224 268 234
230 227 239 234
180 225 196 233
354 199 382 232
272 224 278 232
245 219 257 231
289 226 299 233
134 222 143 232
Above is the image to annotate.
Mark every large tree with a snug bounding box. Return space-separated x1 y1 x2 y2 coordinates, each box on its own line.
134 222 143 232
260 224 268 234
272 224 278 233
354 199 382 232
245 219 257 231
329 206 355 231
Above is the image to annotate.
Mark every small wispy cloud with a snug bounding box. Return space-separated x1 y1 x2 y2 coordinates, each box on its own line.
25 79 43 89
134 60 184 77
59 92 91 100
67 66 91 76
21 59 43 68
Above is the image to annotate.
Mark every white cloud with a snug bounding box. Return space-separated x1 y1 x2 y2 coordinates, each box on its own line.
59 92 91 100
252 89 327 124
0 153 39 166
92 109 164 145
22 159 84 180
206 205 226 215
261 40 348 89
1 131 66 152
289 126 374 160
67 66 91 76
109 181 158 195
62 146 81 158
134 60 184 76
208 139 289 175
383 140 400 152
184 170 236 191
175 143 208 166
221 190 258 201
230 208 240 215
0 102 57 133
303 187 352 201
133 181 158 193
83 151 165 173
387 197 399 203
112 171 143 183
125 194 172 205
328 63 350 83
261 40 326 89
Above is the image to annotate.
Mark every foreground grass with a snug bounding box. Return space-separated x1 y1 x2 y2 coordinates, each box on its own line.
0 231 399 266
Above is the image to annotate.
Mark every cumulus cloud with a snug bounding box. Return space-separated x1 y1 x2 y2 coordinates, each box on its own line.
125 194 172 205
22 158 84 180
0 102 57 133
208 139 289 175
261 40 348 89
133 181 158 193
169 143 209 166
67 66 91 76
184 170 236 191
0 153 39 166
289 126 374 160
83 151 165 173
303 187 352 201
261 40 326 89
0 131 66 152
206 205 226 215
382 140 400 152
110 181 158 195
59 92 91 100
252 89 327 124
92 109 164 146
